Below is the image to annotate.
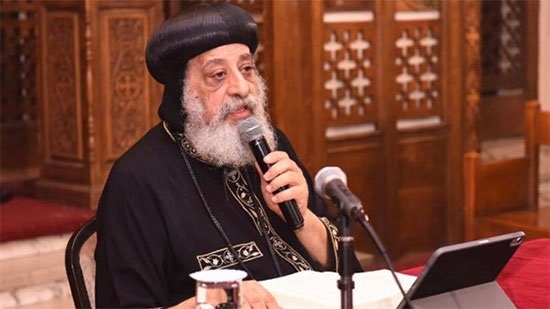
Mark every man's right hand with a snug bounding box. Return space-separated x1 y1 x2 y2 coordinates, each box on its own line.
241 280 281 309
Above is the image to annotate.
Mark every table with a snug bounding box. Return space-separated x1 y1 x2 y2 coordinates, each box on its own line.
401 238 550 309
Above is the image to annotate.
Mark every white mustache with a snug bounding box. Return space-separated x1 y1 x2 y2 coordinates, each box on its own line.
220 97 256 119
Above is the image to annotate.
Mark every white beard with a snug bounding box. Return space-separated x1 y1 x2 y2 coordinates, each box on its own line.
181 75 277 167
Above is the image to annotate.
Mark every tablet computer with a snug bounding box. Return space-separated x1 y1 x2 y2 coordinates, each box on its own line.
398 231 525 309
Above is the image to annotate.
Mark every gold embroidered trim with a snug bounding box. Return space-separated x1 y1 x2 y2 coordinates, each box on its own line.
196 241 263 270
225 168 313 272
163 121 210 163
320 216 340 272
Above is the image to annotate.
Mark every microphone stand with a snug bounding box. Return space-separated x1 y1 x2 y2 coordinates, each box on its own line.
338 208 413 309
334 200 412 309
337 206 355 309
315 166 413 308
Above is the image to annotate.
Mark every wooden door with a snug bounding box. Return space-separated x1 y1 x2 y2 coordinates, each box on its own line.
263 0 466 258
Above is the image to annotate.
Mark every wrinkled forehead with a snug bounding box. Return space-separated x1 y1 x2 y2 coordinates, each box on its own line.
188 44 253 69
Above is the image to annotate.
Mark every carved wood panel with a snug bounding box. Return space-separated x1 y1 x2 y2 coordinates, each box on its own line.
44 13 82 160
394 20 441 121
0 0 40 169
478 0 538 140
315 1 454 257
1 1 38 123
36 1 164 208
464 0 481 151
481 0 526 92
319 5 381 254
101 13 150 160
397 133 447 253
326 137 386 254
323 22 376 126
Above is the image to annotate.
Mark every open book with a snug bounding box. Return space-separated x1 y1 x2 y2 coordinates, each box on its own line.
260 270 416 309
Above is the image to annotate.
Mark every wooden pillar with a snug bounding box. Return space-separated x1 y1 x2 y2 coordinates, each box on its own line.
35 0 163 209
266 0 321 173
444 0 467 244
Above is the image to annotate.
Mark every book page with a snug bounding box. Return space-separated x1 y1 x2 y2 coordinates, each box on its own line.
260 270 416 309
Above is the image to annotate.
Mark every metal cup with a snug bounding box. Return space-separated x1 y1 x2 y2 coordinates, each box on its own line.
190 269 248 309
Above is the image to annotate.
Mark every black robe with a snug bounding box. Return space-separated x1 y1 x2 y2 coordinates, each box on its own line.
95 123 347 308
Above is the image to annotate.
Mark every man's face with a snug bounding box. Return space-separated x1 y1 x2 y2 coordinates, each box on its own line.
181 43 276 167
185 43 259 125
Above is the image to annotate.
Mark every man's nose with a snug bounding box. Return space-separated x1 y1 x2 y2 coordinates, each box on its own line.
227 71 250 97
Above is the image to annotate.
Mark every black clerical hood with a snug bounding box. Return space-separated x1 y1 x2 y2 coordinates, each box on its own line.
145 3 259 132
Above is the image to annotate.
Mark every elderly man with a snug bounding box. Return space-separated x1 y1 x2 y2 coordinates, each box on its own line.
95 3 359 308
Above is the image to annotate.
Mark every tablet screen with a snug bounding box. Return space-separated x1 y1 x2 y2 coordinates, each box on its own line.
407 232 524 301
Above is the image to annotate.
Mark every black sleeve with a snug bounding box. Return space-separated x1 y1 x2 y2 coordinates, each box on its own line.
274 129 363 273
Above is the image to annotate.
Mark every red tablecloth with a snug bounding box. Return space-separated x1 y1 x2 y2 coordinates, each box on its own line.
401 238 550 309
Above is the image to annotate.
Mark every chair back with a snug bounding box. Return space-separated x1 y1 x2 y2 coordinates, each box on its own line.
464 101 550 241
65 216 97 309
525 100 550 209
465 153 530 216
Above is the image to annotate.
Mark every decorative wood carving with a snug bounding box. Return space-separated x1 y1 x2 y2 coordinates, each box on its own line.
322 23 376 126
316 1 455 257
0 0 40 169
45 14 82 160
481 0 525 92
105 16 149 158
478 0 537 140
464 0 481 151
35 1 164 209
0 0 38 124
318 4 384 254
394 20 441 120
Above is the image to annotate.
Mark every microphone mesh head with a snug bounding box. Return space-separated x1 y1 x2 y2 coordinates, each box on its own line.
238 117 263 142
314 166 347 199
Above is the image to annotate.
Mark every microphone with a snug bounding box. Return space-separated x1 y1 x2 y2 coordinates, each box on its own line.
314 166 368 222
238 117 304 230
314 166 413 308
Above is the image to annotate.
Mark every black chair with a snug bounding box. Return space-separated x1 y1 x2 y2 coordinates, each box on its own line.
65 216 97 308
